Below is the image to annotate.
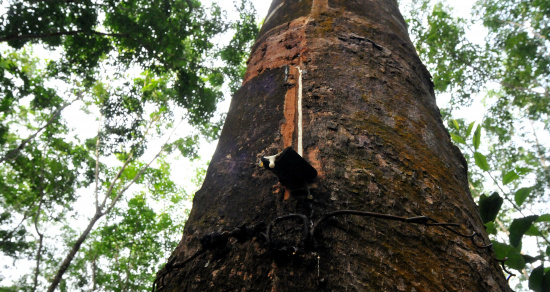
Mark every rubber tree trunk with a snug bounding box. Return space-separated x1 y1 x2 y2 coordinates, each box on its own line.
158 0 513 291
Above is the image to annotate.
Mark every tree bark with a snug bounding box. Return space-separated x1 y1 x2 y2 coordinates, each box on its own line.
159 0 513 291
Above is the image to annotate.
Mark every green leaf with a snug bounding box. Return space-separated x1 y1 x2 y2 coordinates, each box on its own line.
515 167 532 175
537 214 550 222
491 241 511 260
529 265 545 292
547 246 550 256
507 251 527 271
525 225 540 236
450 133 466 144
473 125 481 150
465 121 475 138
484 221 497 235
544 272 550 292
514 187 532 206
478 192 503 224
474 152 490 171
452 119 460 130
491 241 525 270
509 215 539 248
502 171 520 185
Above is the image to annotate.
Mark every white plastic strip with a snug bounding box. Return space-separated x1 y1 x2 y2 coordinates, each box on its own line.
297 66 303 157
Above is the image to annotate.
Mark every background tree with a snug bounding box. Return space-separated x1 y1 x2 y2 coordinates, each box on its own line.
155 0 513 291
0 0 258 291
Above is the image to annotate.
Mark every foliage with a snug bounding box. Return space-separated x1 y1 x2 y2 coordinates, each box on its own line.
0 0 258 291
401 0 549 290
405 1 492 106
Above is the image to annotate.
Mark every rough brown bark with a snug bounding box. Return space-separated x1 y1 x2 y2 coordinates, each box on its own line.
158 0 513 291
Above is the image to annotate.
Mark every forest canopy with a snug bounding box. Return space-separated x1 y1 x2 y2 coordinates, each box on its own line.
0 0 258 291
0 0 549 291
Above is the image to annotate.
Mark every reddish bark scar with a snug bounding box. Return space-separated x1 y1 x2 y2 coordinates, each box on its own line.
307 146 323 178
282 82 297 149
243 17 309 84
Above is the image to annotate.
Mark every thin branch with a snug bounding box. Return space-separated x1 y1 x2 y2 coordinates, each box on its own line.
26 0 87 4
103 118 184 214
468 181 482 197
0 30 129 43
495 218 510 237
467 141 550 246
103 153 151 214
485 170 524 214
32 153 47 292
32 227 44 292
98 152 134 213
26 0 110 5
32 201 45 292
93 116 103 209
501 82 550 99
503 20 548 42
91 256 98 291
98 112 164 213
526 123 550 246
0 208 32 243
464 144 524 214
530 120 548 171
47 147 133 292
0 97 79 164
46 212 103 292
122 242 136 292
47 118 184 292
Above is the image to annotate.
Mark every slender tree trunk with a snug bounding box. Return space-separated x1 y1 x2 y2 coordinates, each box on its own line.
159 0 513 291
47 213 103 292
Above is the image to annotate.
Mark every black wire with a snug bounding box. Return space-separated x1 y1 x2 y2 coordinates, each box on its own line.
266 213 310 245
152 208 515 291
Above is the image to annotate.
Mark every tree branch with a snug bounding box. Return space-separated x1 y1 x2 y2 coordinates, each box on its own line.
32 154 47 292
32 196 45 292
93 117 102 209
46 212 103 292
104 151 159 214
91 256 98 291
0 97 79 164
46 118 184 292
0 30 129 43
98 152 134 213
0 208 31 243
464 143 525 214
97 113 163 212
503 20 548 42
102 117 184 214
529 120 549 172
501 81 550 99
